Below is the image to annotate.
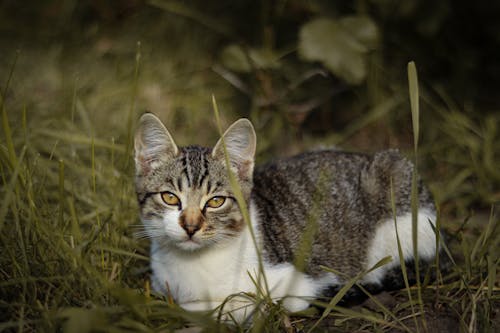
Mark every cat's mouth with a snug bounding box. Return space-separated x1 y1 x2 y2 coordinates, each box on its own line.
177 238 203 251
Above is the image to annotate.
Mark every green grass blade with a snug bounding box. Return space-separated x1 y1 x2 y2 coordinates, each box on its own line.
125 41 142 163
327 305 404 330
0 146 26 233
293 170 330 271
354 283 412 332
212 95 270 300
408 61 419 152
408 61 427 332
390 177 419 332
308 257 392 332
59 159 65 226
2 100 18 169
35 129 126 152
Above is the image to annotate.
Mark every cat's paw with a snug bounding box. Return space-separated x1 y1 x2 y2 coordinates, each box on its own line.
181 300 220 312
181 298 256 324
282 297 310 313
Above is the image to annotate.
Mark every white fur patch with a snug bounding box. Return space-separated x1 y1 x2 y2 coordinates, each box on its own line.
149 201 335 321
363 209 438 284
160 208 187 242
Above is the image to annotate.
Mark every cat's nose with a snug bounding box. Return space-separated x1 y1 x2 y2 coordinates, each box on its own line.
183 223 201 237
179 207 204 237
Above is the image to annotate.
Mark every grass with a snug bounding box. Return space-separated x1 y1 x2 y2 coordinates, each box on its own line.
1 20 499 333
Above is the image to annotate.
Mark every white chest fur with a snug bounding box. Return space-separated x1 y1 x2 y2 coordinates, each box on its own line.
150 221 259 305
149 203 330 315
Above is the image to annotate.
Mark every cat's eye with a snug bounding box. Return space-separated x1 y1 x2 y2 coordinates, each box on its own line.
161 192 180 206
205 196 226 209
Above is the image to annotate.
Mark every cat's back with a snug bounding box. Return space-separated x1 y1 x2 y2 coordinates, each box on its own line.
254 149 369 181
252 149 371 211
252 148 429 222
251 148 433 276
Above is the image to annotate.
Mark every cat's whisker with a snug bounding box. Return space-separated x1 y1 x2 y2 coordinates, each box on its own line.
133 231 153 239
132 227 167 240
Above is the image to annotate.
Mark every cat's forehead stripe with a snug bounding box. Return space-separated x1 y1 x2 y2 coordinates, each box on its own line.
198 152 209 188
176 176 183 191
180 146 211 189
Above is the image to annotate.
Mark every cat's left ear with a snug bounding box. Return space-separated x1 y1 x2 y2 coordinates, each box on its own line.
134 113 179 174
212 119 256 179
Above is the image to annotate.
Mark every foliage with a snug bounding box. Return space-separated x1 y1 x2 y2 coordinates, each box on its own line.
0 0 499 332
298 16 378 85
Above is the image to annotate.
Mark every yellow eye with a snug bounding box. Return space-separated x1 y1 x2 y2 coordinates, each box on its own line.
161 192 180 206
206 196 226 209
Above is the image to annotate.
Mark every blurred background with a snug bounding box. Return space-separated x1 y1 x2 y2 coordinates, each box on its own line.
2 0 499 213
1 1 499 331
0 0 500 236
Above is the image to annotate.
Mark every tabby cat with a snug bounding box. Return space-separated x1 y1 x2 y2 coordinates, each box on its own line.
134 113 439 321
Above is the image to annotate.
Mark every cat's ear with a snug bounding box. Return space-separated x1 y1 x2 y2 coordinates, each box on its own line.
212 119 256 179
134 113 178 173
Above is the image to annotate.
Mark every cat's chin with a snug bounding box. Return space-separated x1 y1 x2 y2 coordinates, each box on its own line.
176 239 204 251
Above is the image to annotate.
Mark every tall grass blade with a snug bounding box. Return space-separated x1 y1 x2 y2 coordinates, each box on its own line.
408 61 419 152
0 146 26 232
59 159 65 226
1 49 19 108
125 41 142 163
2 97 18 170
390 177 419 332
293 170 330 272
71 76 78 124
487 253 496 300
471 206 497 261
91 137 96 193
211 95 270 319
35 129 126 152
433 209 442 298
408 61 427 331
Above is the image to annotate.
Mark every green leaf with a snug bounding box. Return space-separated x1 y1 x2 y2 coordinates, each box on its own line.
339 16 379 50
298 16 379 84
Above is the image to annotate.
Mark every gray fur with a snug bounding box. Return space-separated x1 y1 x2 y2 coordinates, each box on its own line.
252 149 434 278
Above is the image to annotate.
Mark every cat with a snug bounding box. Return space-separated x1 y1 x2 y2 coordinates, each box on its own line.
134 113 440 322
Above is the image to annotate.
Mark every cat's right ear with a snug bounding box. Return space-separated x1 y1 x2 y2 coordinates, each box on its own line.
134 113 178 173
212 118 256 180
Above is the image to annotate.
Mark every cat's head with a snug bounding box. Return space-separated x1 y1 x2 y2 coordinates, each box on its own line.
134 113 256 251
